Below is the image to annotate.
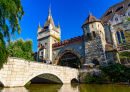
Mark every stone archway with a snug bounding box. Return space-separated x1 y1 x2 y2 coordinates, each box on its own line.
92 59 99 66
54 48 84 68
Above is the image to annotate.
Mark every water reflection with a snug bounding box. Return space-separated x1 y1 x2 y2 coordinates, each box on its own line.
0 87 29 92
0 84 130 92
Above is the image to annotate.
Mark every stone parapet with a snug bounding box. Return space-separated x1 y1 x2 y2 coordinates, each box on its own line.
52 35 84 49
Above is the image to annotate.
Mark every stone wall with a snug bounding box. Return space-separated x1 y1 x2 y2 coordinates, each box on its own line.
84 36 107 65
0 57 78 87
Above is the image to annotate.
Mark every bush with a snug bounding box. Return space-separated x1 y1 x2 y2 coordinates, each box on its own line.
84 73 103 84
99 63 130 82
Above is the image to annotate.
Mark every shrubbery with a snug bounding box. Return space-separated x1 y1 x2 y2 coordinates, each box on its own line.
99 63 130 82
84 73 103 84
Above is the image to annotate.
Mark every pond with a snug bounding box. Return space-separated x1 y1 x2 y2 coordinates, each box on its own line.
0 84 130 92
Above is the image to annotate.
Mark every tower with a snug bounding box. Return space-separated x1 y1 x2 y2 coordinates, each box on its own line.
37 6 61 63
82 14 107 65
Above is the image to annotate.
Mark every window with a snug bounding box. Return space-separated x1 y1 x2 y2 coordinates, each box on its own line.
116 31 121 44
92 25 93 28
120 30 126 43
128 12 130 16
106 10 112 16
93 31 96 38
45 43 47 45
116 30 126 44
128 3 130 7
87 33 91 39
41 44 42 46
115 6 124 12
115 17 118 21
41 51 43 56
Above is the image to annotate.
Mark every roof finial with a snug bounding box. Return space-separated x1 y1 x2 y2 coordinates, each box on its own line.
49 4 51 15
38 22 41 28
58 21 60 28
89 10 92 15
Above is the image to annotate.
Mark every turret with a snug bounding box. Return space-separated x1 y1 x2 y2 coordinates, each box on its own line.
82 14 107 65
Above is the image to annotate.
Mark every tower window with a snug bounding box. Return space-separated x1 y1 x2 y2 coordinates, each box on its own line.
93 31 96 38
41 51 43 56
87 33 91 40
92 25 93 28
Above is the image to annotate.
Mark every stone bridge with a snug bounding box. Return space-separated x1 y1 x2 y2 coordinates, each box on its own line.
0 57 78 87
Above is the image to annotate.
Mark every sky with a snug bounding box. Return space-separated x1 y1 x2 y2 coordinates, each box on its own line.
10 0 123 52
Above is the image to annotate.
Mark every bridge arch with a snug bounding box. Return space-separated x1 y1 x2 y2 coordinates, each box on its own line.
54 48 84 68
0 78 6 87
23 71 64 86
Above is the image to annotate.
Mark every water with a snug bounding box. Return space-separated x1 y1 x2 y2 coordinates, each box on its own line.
0 84 130 92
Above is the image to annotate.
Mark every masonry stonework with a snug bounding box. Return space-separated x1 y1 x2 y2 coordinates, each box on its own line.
0 57 78 87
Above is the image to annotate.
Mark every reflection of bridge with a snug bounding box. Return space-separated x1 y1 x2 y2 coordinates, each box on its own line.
0 57 78 87
0 84 79 92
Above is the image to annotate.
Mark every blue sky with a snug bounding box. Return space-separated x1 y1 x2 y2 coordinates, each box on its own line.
10 0 123 52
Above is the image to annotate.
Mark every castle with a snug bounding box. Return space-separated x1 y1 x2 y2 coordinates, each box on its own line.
37 0 130 68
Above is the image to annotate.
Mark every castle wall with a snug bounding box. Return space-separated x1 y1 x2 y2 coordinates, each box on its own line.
52 42 85 63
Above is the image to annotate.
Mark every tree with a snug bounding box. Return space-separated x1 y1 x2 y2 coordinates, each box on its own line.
0 32 9 68
0 0 24 68
7 38 34 61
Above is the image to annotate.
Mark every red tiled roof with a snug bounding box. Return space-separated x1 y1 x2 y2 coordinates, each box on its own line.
82 14 101 27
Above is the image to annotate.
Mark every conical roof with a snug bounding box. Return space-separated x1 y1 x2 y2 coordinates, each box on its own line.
44 6 55 28
82 14 101 27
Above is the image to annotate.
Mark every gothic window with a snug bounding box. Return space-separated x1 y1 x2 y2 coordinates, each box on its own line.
116 31 121 44
120 30 126 43
93 31 96 38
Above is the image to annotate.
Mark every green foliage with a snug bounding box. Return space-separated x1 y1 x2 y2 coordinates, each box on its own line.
126 17 130 21
0 0 24 68
84 73 103 84
0 0 25 41
7 38 34 61
24 81 31 87
0 32 9 68
99 63 130 82
119 51 130 59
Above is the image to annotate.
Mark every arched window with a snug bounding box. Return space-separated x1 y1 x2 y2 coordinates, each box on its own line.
120 30 126 43
116 31 121 44
92 31 96 38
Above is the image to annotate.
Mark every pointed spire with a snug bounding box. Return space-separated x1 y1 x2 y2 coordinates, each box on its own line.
38 22 41 28
49 4 51 16
57 22 60 28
